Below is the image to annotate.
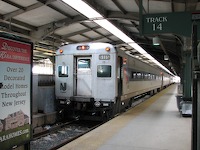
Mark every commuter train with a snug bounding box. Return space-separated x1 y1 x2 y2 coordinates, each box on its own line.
55 42 173 121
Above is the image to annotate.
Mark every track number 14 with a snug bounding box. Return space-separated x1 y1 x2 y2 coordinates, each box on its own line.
152 23 162 31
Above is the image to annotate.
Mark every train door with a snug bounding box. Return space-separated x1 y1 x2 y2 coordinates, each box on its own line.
75 57 92 96
118 56 123 96
161 72 164 89
114 56 123 114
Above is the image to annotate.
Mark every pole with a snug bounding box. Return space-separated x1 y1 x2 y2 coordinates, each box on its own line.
192 22 197 150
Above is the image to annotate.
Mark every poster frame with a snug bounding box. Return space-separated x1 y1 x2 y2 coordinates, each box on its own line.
0 33 33 150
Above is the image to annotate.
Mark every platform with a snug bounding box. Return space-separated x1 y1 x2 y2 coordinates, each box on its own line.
58 84 191 150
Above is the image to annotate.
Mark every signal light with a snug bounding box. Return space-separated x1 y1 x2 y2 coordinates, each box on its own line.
77 45 89 50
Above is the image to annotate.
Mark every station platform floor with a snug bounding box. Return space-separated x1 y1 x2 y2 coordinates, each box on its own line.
58 84 191 150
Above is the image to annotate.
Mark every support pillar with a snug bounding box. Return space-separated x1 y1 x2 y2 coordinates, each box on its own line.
182 38 192 98
192 23 200 150
197 44 200 150
179 38 193 116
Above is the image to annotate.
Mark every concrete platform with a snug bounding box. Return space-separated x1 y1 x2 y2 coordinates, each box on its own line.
58 84 191 150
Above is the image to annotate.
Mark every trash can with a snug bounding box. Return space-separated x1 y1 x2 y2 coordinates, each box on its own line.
176 94 183 111
181 97 192 116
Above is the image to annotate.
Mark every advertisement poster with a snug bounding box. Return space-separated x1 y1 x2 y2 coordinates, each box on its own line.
0 36 32 150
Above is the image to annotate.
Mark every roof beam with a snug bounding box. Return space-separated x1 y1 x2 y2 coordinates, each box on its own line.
43 2 72 18
0 16 37 31
110 0 139 31
135 0 147 14
2 0 56 21
0 21 30 35
1 0 25 10
11 19 37 31
185 0 198 11
83 0 140 43
107 11 139 21
83 0 108 17
30 15 86 40
81 23 114 42
2 3 43 21
171 0 175 12
61 26 99 39
111 0 127 14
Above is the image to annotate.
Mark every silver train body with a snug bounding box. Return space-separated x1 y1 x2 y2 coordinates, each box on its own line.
55 42 173 120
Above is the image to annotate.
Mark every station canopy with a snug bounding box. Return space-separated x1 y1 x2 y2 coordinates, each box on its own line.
1 0 199 76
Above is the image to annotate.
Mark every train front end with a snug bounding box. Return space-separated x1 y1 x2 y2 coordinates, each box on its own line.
55 43 117 121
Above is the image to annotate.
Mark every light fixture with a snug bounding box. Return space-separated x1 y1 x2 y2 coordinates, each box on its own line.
164 55 169 61
62 0 173 75
153 36 160 46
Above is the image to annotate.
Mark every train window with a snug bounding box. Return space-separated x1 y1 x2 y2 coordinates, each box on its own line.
78 59 90 69
97 65 111 77
131 72 143 80
132 72 137 79
137 72 142 79
131 71 158 81
58 65 68 77
147 73 151 79
152 74 155 80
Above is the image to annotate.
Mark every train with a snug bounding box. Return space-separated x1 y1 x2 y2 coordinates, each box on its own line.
55 42 173 121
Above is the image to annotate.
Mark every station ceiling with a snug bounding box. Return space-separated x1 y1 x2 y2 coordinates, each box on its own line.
0 0 199 76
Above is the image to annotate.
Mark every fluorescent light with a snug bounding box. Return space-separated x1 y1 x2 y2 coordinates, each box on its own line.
143 53 154 60
164 55 169 60
94 19 133 43
62 0 174 75
153 36 160 46
62 0 102 19
128 43 147 54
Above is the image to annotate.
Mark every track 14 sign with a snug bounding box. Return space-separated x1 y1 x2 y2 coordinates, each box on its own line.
142 12 192 37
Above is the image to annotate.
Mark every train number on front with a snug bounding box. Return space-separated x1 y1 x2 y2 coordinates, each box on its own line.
99 54 110 60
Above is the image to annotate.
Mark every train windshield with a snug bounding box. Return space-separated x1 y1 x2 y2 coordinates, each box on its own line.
97 65 111 77
78 59 91 69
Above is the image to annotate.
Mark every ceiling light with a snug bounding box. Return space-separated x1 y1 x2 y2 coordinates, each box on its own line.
128 43 147 54
62 0 102 19
164 55 169 60
62 0 173 75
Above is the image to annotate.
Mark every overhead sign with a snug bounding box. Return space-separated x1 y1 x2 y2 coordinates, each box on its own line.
192 13 200 20
142 12 192 37
0 35 32 150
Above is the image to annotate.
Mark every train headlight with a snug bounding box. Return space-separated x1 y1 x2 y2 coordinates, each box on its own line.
94 101 101 107
60 99 71 105
66 99 71 105
105 47 110 52
59 49 63 54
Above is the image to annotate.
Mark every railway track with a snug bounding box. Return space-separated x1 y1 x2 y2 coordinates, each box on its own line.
30 94 151 150
30 120 102 150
